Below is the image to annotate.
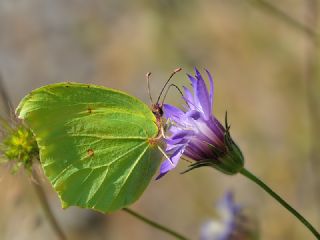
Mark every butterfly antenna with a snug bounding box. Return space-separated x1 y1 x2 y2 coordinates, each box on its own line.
161 83 185 106
156 67 182 104
146 72 154 104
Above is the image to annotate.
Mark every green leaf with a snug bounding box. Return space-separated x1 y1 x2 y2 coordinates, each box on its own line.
17 82 161 213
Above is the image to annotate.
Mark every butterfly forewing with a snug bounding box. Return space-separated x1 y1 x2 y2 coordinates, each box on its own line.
17 82 161 213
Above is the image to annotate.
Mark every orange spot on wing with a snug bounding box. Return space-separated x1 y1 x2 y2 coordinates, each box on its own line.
87 148 94 157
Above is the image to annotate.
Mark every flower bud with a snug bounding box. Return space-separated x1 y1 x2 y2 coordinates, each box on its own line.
1 120 38 172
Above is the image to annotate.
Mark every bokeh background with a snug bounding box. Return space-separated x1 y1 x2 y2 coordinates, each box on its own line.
0 0 319 239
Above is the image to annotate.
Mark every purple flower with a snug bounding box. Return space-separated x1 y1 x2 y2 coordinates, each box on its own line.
200 191 258 240
157 68 244 179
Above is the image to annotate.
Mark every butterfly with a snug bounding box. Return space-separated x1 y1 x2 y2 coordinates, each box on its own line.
16 69 181 213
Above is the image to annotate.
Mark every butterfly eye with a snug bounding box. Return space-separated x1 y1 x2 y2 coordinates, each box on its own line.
158 107 164 116
151 104 164 118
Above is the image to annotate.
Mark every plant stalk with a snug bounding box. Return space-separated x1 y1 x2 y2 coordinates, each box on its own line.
123 208 189 240
32 169 67 240
240 167 320 239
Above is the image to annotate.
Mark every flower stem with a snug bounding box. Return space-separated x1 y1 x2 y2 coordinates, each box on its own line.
32 169 67 240
123 208 189 240
240 167 320 239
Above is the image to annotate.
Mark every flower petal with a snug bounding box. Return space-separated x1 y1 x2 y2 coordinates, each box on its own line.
165 129 193 145
166 125 181 134
195 67 202 77
166 143 181 152
192 118 225 148
166 136 189 145
187 74 203 112
156 145 186 179
186 110 201 120
171 130 194 140
163 104 184 122
165 129 192 145
183 86 196 110
194 71 211 119
200 221 225 240
187 74 198 89
207 117 225 140
185 140 212 160
205 69 214 107
219 191 241 217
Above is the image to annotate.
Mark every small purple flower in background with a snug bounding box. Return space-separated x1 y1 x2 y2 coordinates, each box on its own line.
200 191 259 240
157 68 244 179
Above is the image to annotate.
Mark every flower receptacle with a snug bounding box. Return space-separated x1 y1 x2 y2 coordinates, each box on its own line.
214 137 244 175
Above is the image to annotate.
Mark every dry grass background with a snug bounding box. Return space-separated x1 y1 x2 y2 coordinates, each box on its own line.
0 0 319 239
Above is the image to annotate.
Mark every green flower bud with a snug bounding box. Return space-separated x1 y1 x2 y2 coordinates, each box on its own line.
1 121 38 172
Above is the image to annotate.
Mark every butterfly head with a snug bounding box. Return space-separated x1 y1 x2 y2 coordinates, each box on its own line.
151 103 163 120
147 68 181 121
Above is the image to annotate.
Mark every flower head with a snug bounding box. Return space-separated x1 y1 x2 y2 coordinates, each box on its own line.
0 118 38 172
200 191 258 240
157 68 244 179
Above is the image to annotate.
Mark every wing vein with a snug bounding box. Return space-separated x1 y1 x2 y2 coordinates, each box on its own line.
94 144 149 208
87 143 148 205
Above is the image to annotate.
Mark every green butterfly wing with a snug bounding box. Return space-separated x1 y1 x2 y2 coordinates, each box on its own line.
17 83 161 213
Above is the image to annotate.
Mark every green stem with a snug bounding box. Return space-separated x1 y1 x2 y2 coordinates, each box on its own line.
240 168 320 239
123 208 189 240
32 170 67 240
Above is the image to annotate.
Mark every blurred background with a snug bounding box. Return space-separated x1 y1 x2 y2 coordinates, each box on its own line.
0 0 319 239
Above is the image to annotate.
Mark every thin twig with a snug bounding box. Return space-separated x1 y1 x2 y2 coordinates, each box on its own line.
0 73 13 117
248 0 319 43
32 168 67 240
